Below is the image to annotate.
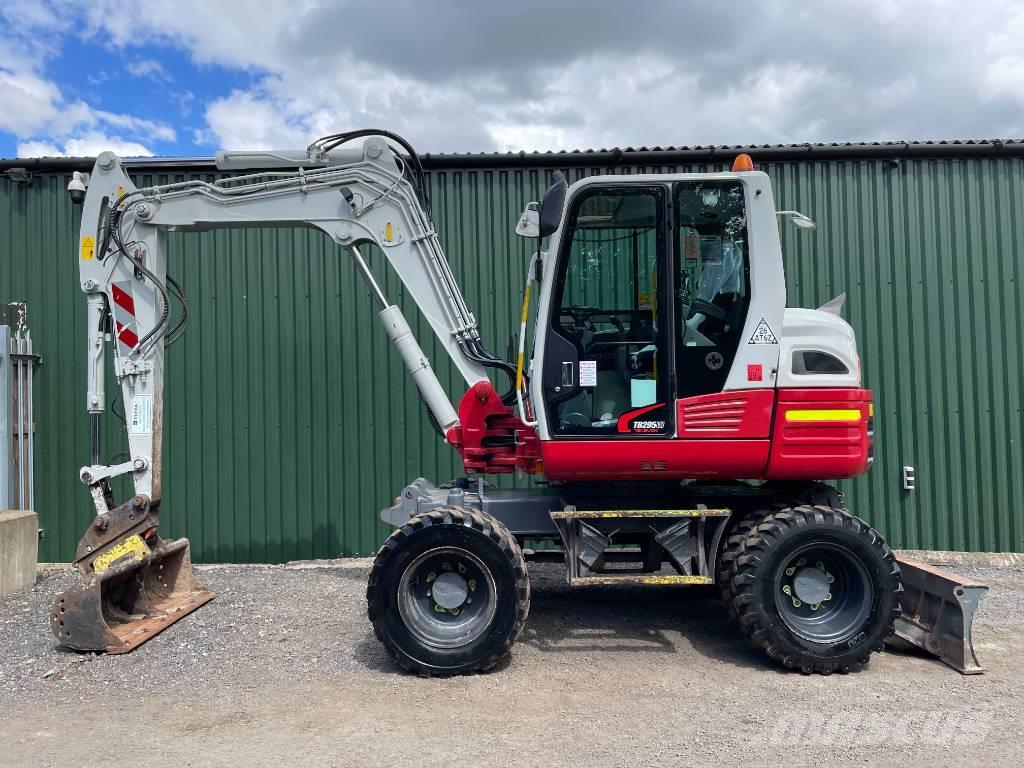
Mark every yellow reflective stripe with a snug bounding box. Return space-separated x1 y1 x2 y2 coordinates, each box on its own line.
515 283 531 390
869 402 874 417
785 408 862 422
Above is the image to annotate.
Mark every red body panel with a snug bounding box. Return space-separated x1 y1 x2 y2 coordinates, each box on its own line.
541 439 771 480
676 389 774 439
538 387 872 482
543 389 775 480
450 382 872 482
764 388 873 480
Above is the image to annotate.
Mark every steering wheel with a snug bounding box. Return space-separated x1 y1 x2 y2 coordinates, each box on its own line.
561 411 591 427
688 298 727 322
590 313 626 335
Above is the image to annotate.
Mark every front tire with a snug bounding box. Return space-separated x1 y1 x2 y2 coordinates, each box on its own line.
728 504 902 674
367 507 530 675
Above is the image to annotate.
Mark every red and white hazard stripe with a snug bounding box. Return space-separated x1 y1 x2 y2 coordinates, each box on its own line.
110 282 139 353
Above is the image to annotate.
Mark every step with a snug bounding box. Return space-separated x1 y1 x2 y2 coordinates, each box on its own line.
551 508 730 521
568 573 714 587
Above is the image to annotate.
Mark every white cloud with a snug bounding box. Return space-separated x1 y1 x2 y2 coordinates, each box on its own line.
15 140 61 157
170 89 194 117
92 109 176 142
77 0 1016 153
17 132 154 158
126 58 172 82
6 0 1024 156
980 5 1024 106
0 69 62 135
202 89 311 149
75 0 312 71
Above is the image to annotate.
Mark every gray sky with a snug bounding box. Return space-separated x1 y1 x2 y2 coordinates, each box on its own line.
1 0 1022 156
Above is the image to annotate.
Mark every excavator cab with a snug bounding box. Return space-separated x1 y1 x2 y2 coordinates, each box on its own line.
536 179 754 440
524 165 803 482
544 177 753 428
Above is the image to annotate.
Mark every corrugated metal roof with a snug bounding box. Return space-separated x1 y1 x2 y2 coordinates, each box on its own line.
430 137 1024 157
4 138 1024 173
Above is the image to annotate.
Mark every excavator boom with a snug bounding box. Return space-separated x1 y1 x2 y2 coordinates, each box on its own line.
56 132 515 651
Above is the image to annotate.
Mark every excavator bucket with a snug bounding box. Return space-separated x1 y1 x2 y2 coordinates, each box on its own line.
50 498 214 653
893 555 988 674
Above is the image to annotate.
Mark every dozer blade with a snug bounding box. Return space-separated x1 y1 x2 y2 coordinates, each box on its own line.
51 498 214 653
893 555 988 674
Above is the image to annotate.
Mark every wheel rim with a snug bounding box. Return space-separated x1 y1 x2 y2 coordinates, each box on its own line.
398 546 497 649
773 542 873 644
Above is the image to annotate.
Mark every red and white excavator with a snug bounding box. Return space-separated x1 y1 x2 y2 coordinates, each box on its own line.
53 130 986 675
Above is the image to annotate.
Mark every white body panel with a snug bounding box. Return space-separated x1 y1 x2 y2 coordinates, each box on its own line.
776 308 861 389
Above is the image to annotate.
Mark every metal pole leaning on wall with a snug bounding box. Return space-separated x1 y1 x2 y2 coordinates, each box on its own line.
0 303 40 510
0 322 10 509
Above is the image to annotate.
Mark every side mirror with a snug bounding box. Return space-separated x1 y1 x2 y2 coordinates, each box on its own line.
538 171 567 238
515 202 540 238
776 210 817 231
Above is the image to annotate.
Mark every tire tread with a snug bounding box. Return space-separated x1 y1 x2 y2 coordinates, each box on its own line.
727 501 902 674
367 506 530 676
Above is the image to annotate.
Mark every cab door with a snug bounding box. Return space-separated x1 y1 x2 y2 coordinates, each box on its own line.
542 184 673 439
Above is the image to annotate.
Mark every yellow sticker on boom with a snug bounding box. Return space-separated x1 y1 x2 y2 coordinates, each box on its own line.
81 236 95 260
92 534 150 573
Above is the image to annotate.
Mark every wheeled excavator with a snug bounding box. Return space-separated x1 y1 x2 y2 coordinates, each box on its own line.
53 130 988 675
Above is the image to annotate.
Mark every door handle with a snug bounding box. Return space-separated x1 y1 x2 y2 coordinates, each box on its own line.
561 361 574 387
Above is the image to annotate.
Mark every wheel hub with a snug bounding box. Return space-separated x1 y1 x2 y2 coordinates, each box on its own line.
780 557 834 610
431 571 469 610
792 566 831 605
397 546 497 649
775 545 873 643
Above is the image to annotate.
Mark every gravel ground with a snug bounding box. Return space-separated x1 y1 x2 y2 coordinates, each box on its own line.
2 561 1022 767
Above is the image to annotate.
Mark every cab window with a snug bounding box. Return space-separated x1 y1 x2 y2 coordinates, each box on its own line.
674 181 750 397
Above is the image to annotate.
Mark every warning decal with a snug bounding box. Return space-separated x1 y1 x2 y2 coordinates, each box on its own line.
748 317 778 345
579 360 597 387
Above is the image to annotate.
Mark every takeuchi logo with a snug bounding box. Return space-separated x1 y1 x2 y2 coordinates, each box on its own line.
632 420 665 433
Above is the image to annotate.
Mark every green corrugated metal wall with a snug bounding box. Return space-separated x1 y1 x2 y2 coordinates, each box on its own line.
2 153 1022 560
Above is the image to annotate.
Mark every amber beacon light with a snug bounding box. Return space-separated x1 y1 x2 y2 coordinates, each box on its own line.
732 153 755 172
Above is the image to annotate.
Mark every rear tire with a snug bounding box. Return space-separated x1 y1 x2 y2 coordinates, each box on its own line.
367 506 530 675
717 512 772 625
728 504 902 674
